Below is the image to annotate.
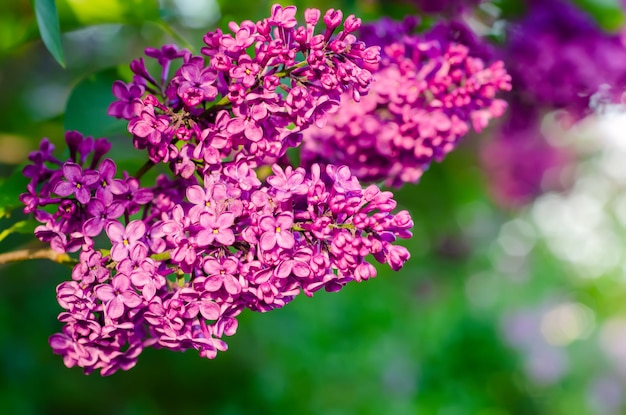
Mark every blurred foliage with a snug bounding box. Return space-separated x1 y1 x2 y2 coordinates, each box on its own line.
1 0 626 414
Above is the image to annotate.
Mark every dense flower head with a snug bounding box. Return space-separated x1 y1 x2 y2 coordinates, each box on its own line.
19 5 415 376
26 146 412 374
301 19 512 187
110 4 380 177
504 0 626 118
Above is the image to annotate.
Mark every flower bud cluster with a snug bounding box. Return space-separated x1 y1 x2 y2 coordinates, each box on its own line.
300 19 512 187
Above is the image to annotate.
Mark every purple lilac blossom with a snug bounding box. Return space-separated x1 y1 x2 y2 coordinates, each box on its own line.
301 19 512 187
34 158 413 376
504 0 626 119
112 4 380 175
20 5 414 376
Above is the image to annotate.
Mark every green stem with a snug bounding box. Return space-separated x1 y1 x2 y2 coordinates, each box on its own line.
151 251 171 261
273 60 308 78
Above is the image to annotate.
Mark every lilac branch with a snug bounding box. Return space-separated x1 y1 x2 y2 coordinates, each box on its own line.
0 246 77 266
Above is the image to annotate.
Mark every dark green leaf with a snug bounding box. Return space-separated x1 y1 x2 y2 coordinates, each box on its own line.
32 0 65 67
64 68 128 137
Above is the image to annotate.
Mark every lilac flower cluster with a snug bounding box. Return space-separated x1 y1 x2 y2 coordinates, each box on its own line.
481 0 626 208
110 5 379 175
20 5 414 376
504 0 626 119
300 19 511 187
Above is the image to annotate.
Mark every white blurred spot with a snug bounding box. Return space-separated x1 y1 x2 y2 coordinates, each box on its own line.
171 0 220 28
540 302 595 346
600 318 626 376
497 218 536 257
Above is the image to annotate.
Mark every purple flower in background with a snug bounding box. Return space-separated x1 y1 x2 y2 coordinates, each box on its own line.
409 0 483 14
481 102 573 208
302 19 511 187
505 0 626 118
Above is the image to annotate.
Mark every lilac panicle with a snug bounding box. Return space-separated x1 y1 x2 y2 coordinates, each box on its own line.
301 19 512 187
116 3 380 177
19 4 415 376
504 0 626 119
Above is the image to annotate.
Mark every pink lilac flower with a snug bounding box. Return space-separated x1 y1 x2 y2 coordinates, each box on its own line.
53 162 99 204
114 4 379 173
19 4 415 377
106 220 148 261
301 19 511 187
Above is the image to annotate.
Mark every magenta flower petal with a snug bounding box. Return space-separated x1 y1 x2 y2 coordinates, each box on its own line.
126 220 147 242
216 212 235 228
276 231 295 249
260 232 277 251
199 301 221 321
215 229 235 246
107 296 125 319
186 185 205 204
53 181 75 197
105 222 125 243
62 163 82 182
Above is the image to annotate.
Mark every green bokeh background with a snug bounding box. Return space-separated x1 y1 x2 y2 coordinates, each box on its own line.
1 0 625 414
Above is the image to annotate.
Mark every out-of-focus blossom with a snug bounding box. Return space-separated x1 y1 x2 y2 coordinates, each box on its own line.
505 0 626 119
481 103 573 208
302 19 511 187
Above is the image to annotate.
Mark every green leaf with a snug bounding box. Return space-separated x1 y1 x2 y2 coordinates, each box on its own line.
0 219 38 244
0 165 30 219
56 0 160 28
64 68 128 137
32 0 65 67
